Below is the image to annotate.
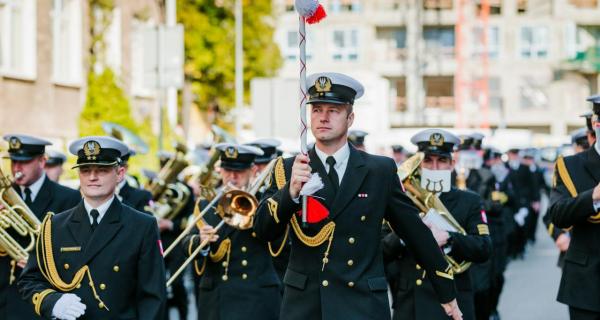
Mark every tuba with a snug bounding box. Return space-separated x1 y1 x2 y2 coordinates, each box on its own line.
0 168 41 262
165 158 277 287
145 143 192 220
397 152 472 274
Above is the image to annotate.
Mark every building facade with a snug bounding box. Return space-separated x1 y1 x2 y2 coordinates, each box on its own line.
254 0 600 151
0 0 164 149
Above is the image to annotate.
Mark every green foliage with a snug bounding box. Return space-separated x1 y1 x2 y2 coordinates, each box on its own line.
178 0 282 120
79 69 138 136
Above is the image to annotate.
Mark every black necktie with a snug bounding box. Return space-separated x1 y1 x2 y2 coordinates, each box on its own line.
23 188 32 207
326 156 339 195
90 209 100 231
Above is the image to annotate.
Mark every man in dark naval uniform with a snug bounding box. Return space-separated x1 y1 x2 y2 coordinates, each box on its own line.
18 136 166 320
0 134 81 320
548 95 600 320
383 129 491 320
116 148 152 213
253 72 462 320
183 142 281 320
245 138 290 287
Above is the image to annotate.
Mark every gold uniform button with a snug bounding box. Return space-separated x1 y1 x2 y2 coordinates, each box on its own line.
222 261 228 267
252 232 257 238
348 237 355 244
98 302 105 309
347 260 354 266
348 281 355 287
222 275 229 281
416 264 421 270
76 284 81 289
416 279 423 286
241 246 247 252
100 283 106 290
360 215 366 221
113 265 119 272
242 273 248 280
241 260 248 266
322 280 329 287
64 264 69 270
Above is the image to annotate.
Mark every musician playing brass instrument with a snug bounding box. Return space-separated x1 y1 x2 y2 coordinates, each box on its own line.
383 129 491 320
182 143 281 320
0 134 80 320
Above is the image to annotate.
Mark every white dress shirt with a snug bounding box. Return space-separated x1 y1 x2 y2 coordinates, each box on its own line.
83 195 115 224
314 143 350 185
20 172 46 202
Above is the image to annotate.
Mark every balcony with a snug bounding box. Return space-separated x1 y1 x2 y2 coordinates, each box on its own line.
569 0 598 8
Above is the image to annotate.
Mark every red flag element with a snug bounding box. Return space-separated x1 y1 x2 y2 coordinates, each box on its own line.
297 196 329 223
480 210 488 224
305 4 326 24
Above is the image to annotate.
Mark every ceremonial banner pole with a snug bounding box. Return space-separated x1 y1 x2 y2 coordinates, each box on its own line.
295 0 326 228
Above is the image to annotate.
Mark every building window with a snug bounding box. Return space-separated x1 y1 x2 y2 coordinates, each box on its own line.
569 0 597 8
330 0 361 13
520 26 549 59
424 0 453 10
332 29 358 61
519 76 548 109
424 27 454 58
284 0 294 12
281 29 314 61
52 0 82 85
0 0 36 78
472 26 500 59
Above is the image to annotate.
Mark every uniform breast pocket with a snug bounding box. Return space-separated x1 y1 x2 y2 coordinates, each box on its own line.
564 249 589 267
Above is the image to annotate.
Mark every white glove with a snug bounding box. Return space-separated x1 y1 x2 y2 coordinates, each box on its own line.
51 293 86 320
514 207 528 227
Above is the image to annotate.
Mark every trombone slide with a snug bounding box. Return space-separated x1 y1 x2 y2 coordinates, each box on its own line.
166 220 225 287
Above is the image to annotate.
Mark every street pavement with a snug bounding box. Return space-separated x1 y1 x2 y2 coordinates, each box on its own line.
497 216 569 320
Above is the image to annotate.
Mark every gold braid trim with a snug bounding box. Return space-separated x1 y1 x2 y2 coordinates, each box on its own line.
267 198 279 224
192 199 205 230
548 223 555 236
268 226 289 257
32 288 55 316
556 156 577 197
209 238 231 262
435 270 454 280
37 213 109 311
291 215 336 270
274 157 286 189
556 157 600 223
194 258 207 276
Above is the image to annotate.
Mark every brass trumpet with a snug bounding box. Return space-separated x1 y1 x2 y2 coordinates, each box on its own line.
398 153 471 274
165 158 276 287
0 168 41 262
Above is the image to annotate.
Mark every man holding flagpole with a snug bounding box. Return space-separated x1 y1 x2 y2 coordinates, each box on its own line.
253 72 462 319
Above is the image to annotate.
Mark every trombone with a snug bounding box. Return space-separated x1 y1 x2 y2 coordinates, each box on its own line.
166 158 276 287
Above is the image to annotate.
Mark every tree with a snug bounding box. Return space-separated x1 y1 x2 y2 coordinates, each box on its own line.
178 0 282 126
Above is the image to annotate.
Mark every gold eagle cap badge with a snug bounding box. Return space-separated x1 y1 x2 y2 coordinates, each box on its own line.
225 146 238 159
315 76 332 93
83 140 101 160
429 133 444 147
9 137 21 150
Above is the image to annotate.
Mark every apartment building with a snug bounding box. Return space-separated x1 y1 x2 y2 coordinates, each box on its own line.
254 0 600 150
0 0 163 148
